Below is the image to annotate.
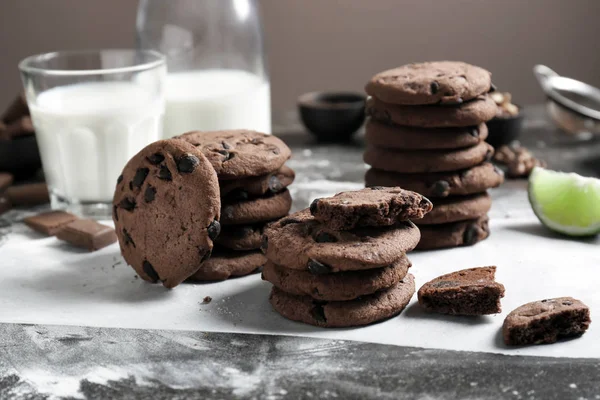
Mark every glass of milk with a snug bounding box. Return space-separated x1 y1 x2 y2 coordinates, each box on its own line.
19 49 166 218
136 0 271 137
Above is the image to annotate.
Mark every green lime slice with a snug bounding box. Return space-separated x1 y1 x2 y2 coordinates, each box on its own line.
528 167 600 236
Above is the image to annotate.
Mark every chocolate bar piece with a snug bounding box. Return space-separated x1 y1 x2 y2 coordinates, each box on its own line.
24 210 78 236
3 116 34 139
0 173 13 192
0 195 11 215
6 183 49 206
56 219 117 251
2 92 29 124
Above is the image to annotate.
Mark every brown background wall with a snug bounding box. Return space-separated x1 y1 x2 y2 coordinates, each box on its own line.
1 0 599 116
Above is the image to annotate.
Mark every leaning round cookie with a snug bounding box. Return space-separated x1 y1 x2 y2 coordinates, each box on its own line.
220 165 295 200
365 61 492 105
177 130 291 179
221 189 292 225
419 193 492 225
365 163 504 198
215 222 269 251
416 216 490 250
269 274 415 327
263 209 420 272
310 187 432 230
366 95 497 128
365 120 488 150
113 139 221 288
187 250 266 281
262 255 411 301
364 141 493 174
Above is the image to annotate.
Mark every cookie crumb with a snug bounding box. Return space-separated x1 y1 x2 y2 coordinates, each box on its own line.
494 143 546 178
202 296 212 304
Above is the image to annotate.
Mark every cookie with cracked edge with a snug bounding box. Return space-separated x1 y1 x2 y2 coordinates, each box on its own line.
365 61 492 105
418 193 491 225
365 120 488 150
416 216 489 250
262 255 411 301
364 141 494 174
309 186 432 230
221 189 292 225
177 130 291 179
503 297 591 346
263 209 420 272
366 95 497 128
112 139 221 288
220 165 295 201
417 266 505 315
269 273 415 327
187 250 266 281
365 163 504 198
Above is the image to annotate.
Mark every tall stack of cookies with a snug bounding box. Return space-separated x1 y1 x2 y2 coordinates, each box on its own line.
262 187 432 327
177 130 295 281
364 61 504 250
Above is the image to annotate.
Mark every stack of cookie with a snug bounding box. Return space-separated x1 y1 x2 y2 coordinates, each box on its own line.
262 187 432 328
363 61 504 250
177 130 295 281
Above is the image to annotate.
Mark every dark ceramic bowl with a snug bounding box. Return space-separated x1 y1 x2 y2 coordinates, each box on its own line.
485 108 524 148
0 135 42 180
298 91 366 142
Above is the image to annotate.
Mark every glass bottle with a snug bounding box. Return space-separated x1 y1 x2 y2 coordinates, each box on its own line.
136 0 271 138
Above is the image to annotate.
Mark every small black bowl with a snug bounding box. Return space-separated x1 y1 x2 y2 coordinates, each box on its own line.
0 135 42 180
485 109 524 148
298 91 366 142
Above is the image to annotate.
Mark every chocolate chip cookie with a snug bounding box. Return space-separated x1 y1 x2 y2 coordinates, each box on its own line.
365 120 488 150
177 130 291 179
418 266 505 315
418 193 491 225
215 223 268 251
416 216 489 250
310 187 432 230
364 142 493 174
220 165 295 200
366 95 497 128
503 297 591 346
263 209 421 272
262 255 411 301
221 189 292 225
365 61 492 105
269 274 415 327
365 163 504 198
187 250 266 281
113 139 221 288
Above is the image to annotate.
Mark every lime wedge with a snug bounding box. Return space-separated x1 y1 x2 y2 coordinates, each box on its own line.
528 167 600 236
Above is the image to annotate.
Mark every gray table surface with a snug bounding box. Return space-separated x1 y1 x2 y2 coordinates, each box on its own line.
1 106 599 400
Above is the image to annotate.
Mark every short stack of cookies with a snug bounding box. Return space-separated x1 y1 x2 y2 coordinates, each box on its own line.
364 61 505 250
177 130 295 281
262 187 432 327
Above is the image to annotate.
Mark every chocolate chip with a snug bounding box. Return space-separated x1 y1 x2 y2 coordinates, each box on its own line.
369 186 385 190
489 83 497 93
221 141 231 150
131 168 149 190
200 248 212 263
563 301 573 306
272 148 280 155
432 280 458 288
113 205 118 221
117 174 123 184
493 165 504 175
177 154 200 173
485 150 493 162
430 180 450 197
541 299 548 303
314 231 338 243
250 138 261 145
158 165 172 181
207 220 221 240
308 259 332 275
430 81 440 94
468 126 479 137
268 175 283 193
309 198 321 215
463 224 479 245
261 235 268 252
144 185 156 203
123 229 135 247
119 197 136 211
310 303 327 323
142 260 160 282
217 149 233 161
147 153 165 165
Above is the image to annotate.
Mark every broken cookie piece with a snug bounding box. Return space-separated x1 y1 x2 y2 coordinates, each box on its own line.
417 266 505 315
503 297 591 346
494 143 546 178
